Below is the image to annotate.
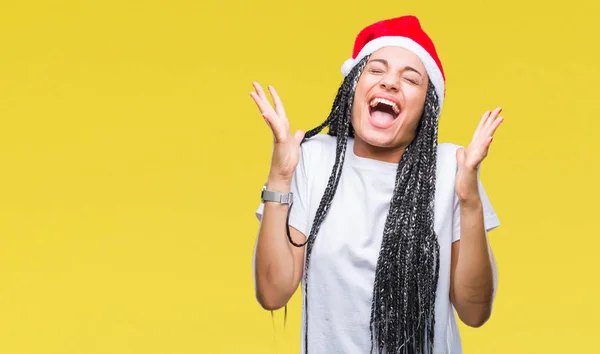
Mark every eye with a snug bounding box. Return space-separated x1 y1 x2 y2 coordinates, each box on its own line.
369 68 384 74
404 77 418 85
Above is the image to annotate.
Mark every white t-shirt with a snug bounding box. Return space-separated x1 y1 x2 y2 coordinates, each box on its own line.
255 134 500 354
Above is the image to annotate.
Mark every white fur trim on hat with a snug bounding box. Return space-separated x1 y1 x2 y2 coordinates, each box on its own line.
340 58 355 78
340 36 445 109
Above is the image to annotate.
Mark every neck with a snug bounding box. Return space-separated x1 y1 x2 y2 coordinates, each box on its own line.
352 136 408 164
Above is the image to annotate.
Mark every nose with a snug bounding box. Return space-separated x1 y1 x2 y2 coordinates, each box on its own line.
380 73 400 92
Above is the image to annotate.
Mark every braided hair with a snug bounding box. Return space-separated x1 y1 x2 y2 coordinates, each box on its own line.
288 54 442 354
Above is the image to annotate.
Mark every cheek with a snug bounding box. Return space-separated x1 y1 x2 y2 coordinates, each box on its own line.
407 87 427 110
355 73 379 97
403 91 427 125
351 85 369 116
353 85 367 103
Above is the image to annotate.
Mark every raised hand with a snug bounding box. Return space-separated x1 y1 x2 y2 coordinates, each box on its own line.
250 82 305 182
455 107 504 202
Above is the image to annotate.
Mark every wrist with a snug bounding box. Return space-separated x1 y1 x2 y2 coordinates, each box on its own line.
456 167 479 203
459 195 483 210
266 176 292 193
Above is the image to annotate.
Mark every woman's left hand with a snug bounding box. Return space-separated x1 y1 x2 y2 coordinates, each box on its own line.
455 107 504 203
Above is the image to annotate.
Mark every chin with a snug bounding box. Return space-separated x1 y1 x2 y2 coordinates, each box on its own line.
355 123 399 149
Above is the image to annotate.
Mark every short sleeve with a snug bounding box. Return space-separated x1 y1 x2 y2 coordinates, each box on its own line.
254 147 310 238
452 175 500 243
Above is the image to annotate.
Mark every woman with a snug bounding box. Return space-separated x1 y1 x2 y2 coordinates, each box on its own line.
251 16 503 354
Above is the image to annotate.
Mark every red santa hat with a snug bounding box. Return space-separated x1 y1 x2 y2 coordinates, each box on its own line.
341 16 446 110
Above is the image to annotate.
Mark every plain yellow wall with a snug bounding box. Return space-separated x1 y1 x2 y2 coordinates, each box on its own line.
0 0 598 353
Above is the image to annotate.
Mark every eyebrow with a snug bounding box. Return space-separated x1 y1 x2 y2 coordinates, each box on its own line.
368 58 423 77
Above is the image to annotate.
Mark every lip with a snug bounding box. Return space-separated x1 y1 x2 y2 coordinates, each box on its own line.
367 93 402 129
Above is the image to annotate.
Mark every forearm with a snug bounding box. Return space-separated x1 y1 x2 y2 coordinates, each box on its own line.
253 178 301 309
456 199 494 300
452 168 495 326
451 108 503 326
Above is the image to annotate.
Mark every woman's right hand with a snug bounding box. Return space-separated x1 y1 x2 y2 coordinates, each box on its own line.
250 82 305 182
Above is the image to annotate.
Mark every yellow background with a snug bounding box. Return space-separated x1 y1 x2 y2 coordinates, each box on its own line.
0 0 598 353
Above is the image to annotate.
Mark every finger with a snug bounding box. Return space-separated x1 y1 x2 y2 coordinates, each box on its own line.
486 115 504 138
455 146 465 166
482 107 502 132
475 110 491 133
268 85 287 120
251 91 280 131
472 110 492 141
293 129 305 145
481 116 504 151
473 107 502 147
252 82 270 107
252 91 284 137
265 115 286 144
262 111 273 127
249 92 267 114
262 111 285 140
480 136 494 152
253 82 281 123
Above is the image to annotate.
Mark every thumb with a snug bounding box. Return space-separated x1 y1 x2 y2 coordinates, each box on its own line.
456 146 465 166
293 130 305 145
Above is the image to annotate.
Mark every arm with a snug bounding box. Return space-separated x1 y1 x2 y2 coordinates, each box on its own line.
450 107 504 327
253 178 306 310
449 193 496 327
249 82 307 311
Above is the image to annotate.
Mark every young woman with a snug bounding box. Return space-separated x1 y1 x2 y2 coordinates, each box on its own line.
251 15 503 354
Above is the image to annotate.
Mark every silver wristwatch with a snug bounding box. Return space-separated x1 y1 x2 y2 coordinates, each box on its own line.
261 183 293 204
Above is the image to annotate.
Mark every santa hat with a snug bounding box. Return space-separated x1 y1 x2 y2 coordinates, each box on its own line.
341 16 446 110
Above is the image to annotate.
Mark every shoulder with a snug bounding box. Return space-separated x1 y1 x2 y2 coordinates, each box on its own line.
300 133 337 154
437 142 461 157
296 133 338 179
436 142 461 173
299 134 338 164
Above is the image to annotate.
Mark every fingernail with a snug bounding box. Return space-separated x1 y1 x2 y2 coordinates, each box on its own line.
498 107 503 113
489 137 494 143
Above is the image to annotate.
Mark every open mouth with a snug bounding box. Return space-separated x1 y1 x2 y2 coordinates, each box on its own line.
368 98 400 127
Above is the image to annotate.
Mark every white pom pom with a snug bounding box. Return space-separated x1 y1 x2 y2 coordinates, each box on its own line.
340 58 355 77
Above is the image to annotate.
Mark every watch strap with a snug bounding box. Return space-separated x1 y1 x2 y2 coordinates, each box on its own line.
261 184 293 204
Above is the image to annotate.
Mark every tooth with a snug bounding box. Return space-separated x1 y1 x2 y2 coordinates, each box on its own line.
370 98 400 114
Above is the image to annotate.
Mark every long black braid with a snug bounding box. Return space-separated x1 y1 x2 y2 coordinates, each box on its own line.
287 54 441 354
368 71 441 354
